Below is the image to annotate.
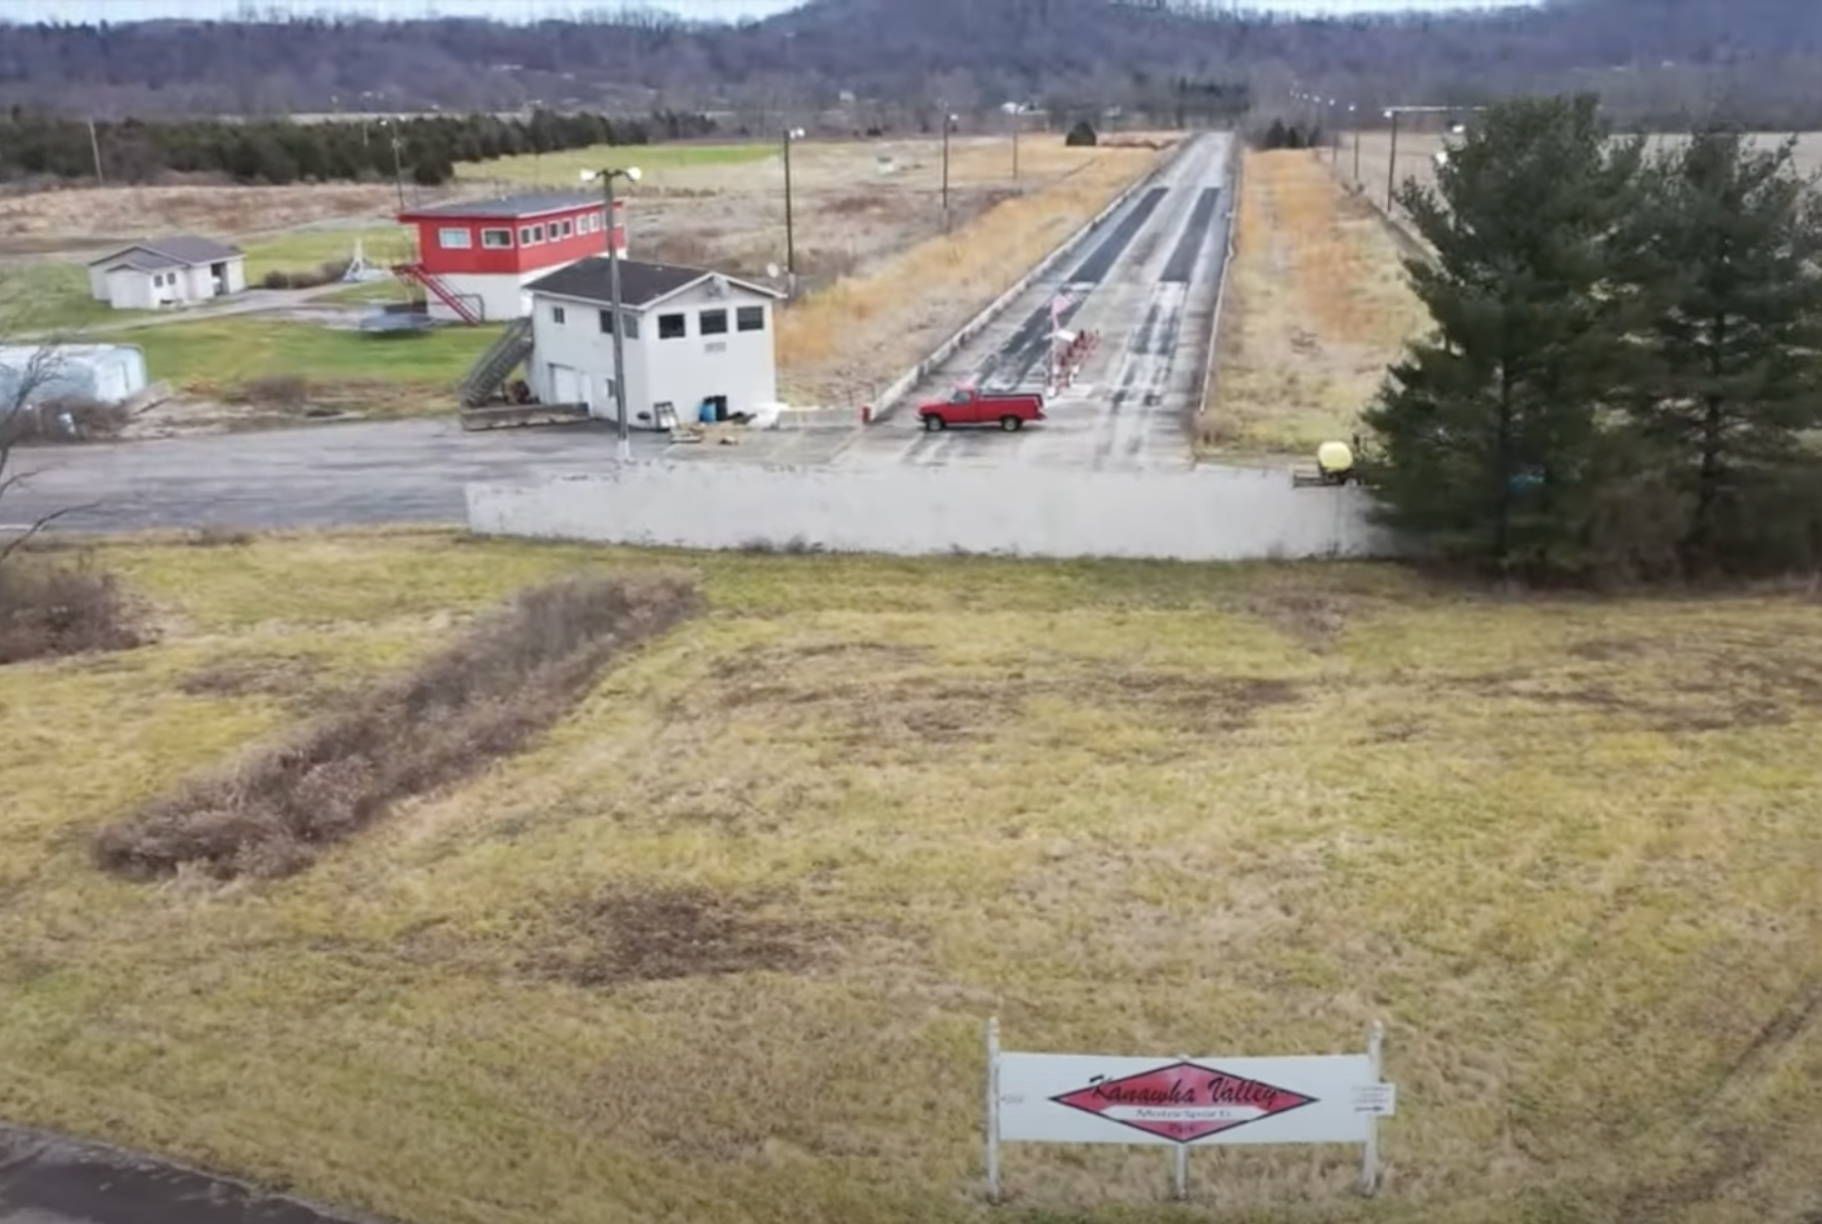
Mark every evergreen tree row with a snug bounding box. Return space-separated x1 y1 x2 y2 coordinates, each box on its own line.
1364 94 1822 581
0 107 719 188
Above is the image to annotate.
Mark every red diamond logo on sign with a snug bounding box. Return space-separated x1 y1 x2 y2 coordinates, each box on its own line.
1050 1061 1317 1144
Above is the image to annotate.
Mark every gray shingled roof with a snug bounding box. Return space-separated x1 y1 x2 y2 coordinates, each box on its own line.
87 234 242 269
99 250 183 273
401 190 599 220
526 257 781 309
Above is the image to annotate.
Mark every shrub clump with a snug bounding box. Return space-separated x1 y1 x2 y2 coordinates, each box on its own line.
0 559 143 665
93 571 701 881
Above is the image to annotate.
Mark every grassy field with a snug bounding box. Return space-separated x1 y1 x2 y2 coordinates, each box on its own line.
0 261 152 333
3 533 1822 1224
239 225 415 282
1203 150 1431 459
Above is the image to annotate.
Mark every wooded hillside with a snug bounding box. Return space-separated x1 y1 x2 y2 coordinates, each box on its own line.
4 0 1822 126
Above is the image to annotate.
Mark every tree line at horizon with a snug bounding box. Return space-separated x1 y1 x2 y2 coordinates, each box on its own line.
1364 94 1822 581
0 107 719 188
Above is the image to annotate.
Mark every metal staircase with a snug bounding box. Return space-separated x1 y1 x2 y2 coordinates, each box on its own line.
458 317 533 408
392 262 482 325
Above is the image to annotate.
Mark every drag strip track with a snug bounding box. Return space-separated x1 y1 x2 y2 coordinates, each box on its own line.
841 132 1235 473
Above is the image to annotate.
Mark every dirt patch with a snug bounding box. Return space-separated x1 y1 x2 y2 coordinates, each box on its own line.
524 886 842 987
1444 655 1822 733
709 649 1306 739
92 572 701 880
1242 588 1365 652
1565 637 1650 662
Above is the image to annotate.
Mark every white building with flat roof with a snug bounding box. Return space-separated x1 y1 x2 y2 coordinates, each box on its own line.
522 257 784 429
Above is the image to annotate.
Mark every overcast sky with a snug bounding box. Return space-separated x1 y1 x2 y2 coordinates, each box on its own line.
30 0 1538 22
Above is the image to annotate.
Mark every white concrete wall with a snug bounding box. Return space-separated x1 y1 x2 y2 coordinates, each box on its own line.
87 263 111 301
430 266 585 322
466 463 1393 561
528 283 777 428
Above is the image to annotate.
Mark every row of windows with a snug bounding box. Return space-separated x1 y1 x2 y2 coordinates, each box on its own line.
437 210 606 251
547 303 767 338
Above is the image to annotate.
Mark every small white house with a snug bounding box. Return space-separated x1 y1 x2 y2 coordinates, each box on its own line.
86 235 246 311
524 257 784 428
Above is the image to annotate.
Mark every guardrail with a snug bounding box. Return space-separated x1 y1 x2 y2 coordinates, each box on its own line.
1194 135 1243 429
866 134 1201 424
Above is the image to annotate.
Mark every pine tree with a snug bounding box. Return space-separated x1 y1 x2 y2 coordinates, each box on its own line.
1611 128 1822 574
1361 94 1645 573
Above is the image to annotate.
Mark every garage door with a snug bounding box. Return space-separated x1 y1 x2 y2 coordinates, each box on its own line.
548 364 581 405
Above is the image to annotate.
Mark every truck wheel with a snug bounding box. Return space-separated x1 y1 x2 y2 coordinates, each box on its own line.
922 414 945 432
1000 415 1023 432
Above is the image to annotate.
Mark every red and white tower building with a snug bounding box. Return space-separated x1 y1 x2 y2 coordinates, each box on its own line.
394 190 628 324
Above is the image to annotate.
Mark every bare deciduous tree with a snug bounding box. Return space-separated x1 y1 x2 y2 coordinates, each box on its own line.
0 283 93 563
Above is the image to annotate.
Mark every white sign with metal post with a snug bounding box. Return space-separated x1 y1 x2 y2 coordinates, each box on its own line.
984 1019 1394 1204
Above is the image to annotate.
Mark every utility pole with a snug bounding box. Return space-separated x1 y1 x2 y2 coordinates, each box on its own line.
782 127 804 296
381 119 406 211
583 165 643 462
86 117 104 184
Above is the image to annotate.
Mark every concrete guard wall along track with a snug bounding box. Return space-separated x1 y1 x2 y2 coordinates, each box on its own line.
866 133 1205 423
1195 136 1243 422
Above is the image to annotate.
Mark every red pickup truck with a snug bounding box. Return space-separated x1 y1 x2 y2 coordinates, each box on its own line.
917 386 1046 432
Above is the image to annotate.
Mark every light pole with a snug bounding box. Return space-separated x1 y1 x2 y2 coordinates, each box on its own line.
1350 103 1361 185
940 110 959 221
1003 101 1027 180
781 127 804 296
1381 104 1483 213
1384 109 1400 212
1327 98 1339 165
581 164 644 462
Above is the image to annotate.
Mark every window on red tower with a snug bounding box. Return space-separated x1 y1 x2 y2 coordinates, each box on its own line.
481 227 513 248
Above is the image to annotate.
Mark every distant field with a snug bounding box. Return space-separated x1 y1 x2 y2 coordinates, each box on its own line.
454 140 776 187
1337 129 1822 208
3 537 1822 1224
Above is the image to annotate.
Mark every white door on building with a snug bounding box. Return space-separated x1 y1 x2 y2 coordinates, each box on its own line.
548 364 581 405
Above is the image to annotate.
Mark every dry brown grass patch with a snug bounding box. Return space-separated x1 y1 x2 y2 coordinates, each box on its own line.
1203 150 1430 458
0 558 145 665
92 571 701 880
